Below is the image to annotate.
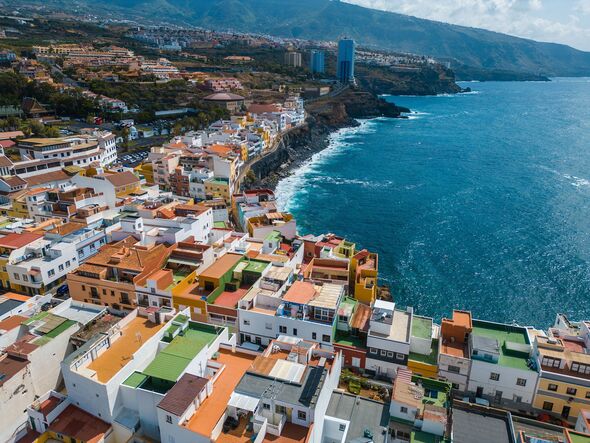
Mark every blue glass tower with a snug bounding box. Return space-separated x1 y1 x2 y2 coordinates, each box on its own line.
310 50 325 74
336 38 355 83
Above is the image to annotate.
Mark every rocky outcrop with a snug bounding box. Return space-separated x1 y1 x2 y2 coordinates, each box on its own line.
356 64 463 96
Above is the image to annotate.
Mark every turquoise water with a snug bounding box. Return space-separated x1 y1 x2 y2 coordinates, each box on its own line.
276 78 590 327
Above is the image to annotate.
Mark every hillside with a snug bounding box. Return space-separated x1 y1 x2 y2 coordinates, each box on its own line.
7 0 590 77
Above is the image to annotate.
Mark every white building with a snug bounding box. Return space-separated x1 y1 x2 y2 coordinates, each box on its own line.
365 300 412 380
238 279 344 350
466 319 538 407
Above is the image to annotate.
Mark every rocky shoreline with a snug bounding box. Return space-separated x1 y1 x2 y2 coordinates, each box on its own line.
246 88 410 190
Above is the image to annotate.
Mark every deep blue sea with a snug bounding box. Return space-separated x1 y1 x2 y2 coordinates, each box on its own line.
276 78 590 328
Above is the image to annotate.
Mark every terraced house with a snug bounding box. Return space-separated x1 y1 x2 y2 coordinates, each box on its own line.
532 315 590 423
68 236 171 311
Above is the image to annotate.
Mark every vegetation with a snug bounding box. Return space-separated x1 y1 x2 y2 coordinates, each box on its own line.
20 0 590 77
0 72 98 117
0 117 60 137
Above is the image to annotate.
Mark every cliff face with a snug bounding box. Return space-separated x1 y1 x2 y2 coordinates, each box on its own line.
247 88 409 189
356 65 463 96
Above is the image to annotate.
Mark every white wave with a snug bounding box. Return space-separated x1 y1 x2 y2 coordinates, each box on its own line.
275 120 377 211
564 174 590 188
459 90 481 95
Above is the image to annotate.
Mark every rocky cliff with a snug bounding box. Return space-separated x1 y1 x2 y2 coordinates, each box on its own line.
246 88 409 189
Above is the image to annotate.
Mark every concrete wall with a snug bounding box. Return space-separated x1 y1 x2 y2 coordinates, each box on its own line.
467 360 538 404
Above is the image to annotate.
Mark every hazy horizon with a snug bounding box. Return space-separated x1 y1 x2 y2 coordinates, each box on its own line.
346 0 590 52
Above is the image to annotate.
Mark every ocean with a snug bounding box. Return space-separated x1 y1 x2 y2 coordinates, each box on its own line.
275 78 590 328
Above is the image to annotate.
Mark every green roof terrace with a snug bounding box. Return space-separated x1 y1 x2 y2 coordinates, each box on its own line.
133 322 223 390
244 259 268 274
471 319 532 371
412 316 433 340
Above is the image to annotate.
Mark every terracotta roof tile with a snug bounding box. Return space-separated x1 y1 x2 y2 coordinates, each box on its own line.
158 373 208 416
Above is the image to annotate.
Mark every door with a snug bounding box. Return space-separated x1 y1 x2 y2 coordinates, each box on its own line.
562 406 571 419
476 387 484 397
494 391 503 404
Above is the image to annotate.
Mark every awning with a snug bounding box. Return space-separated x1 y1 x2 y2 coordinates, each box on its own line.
228 392 260 412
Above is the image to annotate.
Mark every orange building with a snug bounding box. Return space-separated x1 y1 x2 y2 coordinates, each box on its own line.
67 236 171 311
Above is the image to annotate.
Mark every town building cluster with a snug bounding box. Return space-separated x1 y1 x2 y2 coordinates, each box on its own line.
2 118 590 443
0 24 588 443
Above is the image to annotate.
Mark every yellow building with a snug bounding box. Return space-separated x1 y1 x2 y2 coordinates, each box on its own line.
532 324 590 424
100 171 142 197
350 250 378 304
7 192 30 219
135 162 154 184
205 178 231 204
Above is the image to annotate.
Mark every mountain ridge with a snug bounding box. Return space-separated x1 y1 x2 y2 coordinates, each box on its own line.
8 0 590 77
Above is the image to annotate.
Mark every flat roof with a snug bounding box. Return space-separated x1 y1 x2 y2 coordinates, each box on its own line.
471 320 531 371
185 349 257 436
142 322 220 382
452 403 514 443
52 302 104 325
326 391 389 443
412 316 433 340
199 253 243 280
86 316 164 382
236 366 326 408
213 287 249 308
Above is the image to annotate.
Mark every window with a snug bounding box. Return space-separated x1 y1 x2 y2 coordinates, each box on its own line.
166 415 172 424
244 320 251 326
312 332 317 340
120 293 130 305
279 326 287 334
548 384 558 392
452 383 460 390
490 373 500 381
13 273 19 280
396 353 405 360
22 274 28 282
298 411 306 420
543 401 554 411
516 378 527 386
339 424 346 432
380 349 387 356
263 403 270 410
314 307 332 322
102 289 106 295
447 365 461 374
293 328 297 336
369 348 377 354
400 406 408 414
322 334 330 342
567 387 577 396
58 264 64 271
48 269 55 277
387 351 394 358
65 260 71 268
82 285 86 291
586 392 590 399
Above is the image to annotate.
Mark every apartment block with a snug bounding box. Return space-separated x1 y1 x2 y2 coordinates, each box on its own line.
365 300 412 380
68 237 171 311
239 279 344 349
532 315 590 423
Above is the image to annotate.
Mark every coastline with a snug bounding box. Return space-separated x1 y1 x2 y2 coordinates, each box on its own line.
246 88 410 191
